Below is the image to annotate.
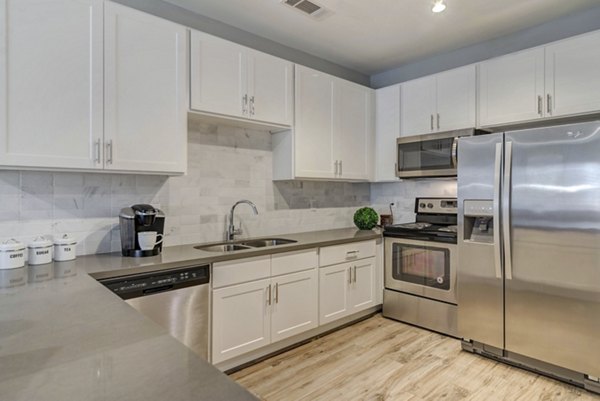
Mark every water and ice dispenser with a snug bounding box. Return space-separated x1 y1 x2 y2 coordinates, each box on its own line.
463 200 495 244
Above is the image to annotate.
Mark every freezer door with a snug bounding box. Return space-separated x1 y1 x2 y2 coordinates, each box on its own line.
457 133 505 349
505 121 600 378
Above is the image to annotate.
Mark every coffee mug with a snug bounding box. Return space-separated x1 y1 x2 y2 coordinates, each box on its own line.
138 231 163 251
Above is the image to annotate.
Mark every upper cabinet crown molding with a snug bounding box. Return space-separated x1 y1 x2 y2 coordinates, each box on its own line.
190 30 293 127
0 0 188 175
479 29 600 127
401 64 476 137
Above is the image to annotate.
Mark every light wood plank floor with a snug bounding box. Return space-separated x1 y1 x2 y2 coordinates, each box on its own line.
231 314 600 401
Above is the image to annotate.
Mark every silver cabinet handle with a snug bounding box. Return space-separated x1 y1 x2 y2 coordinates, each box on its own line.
346 250 359 259
249 96 255 116
94 139 101 164
493 143 502 280
334 160 339 175
537 95 543 115
348 267 352 284
267 284 272 306
339 160 342 176
353 266 357 283
106 140 113 165
436 113 440 130
274 282 279 304
242 94 248 115
430 114 434 131
503 141 513 280
546 94 552 115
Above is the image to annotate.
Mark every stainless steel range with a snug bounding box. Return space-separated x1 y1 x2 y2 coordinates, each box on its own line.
383 198 458 337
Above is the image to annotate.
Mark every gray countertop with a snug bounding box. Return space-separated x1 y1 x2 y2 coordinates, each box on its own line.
0 228 381 400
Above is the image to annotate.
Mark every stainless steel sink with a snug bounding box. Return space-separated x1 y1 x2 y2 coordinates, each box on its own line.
240 238 297 248
194 244 252 252
194 238 297 252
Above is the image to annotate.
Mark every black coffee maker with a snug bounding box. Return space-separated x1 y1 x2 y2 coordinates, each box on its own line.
119 204 165 257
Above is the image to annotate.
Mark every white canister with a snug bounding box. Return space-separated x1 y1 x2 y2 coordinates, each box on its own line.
0 239 26 269
54 234 77 261
28 237 53 265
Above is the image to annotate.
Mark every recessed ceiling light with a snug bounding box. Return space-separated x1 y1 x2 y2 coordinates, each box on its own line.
432 0 446 13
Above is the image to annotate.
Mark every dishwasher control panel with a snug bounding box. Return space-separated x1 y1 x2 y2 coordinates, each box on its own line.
100 264 210 300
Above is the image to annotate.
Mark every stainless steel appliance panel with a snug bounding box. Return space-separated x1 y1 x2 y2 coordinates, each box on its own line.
457 132 505 348
126 284 210 360
504 122 600 377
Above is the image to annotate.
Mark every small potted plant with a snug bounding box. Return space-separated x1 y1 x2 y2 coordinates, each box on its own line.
353 207 379 230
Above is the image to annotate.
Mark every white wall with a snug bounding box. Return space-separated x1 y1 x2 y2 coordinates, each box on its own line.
0 118 370 256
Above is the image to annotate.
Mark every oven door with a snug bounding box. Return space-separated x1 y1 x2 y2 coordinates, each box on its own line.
396 131 463 178
385 237 457 304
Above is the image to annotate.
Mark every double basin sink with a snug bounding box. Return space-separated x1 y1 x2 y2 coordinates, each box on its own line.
195 238 297 253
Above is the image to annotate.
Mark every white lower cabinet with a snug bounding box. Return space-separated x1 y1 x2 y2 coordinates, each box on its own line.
319 257 376 325
212 278 271 364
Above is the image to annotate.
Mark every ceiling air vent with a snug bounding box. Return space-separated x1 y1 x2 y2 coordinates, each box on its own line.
281 0 332 20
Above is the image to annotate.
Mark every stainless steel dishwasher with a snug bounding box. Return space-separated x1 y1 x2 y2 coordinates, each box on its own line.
100 264 210 360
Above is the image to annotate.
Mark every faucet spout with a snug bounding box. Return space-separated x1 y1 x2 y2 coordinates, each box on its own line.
227 200 259 241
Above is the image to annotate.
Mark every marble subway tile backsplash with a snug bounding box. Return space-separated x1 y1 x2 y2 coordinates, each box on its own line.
0 119 370 256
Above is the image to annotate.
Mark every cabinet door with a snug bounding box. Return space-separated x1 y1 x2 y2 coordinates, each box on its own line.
104 2 187 174
478 47 545 127
212 279 271 364
190 30 246 118
436 65 476 131
545 30 600 118
335 81 372 181
348 257 376 313
401 75 436 136
294 66 335 179
0 0 103 169
247 50 293 126
270 270 318 343
374 85 400 182
319 263 351 325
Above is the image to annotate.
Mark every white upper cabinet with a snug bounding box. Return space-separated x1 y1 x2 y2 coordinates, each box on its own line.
334 81 373 181
294 65 336 179
401 65 476 136
0 0 103 169
478 48 545 127
545 30 600 118
436 65 476 131
401 76 436 136
190 30 293 127
276 65 373 182
104 2 187 174
374 84 400 182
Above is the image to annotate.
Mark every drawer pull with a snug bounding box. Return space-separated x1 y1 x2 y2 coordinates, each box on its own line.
346 250 359 259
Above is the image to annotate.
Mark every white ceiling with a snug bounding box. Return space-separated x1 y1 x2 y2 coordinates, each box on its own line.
164 0 600 75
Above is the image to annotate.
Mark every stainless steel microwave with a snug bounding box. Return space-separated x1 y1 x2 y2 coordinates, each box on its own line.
396 128 488 178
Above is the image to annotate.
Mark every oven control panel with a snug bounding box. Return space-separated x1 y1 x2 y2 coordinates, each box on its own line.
415 198 457 214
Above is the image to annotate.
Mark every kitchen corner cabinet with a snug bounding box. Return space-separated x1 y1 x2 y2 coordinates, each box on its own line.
0 0 187 174
479 30 600 127
401 65 476 137
275 65 373 181
190 30 293 127
0 0 103 170
374 84 401 182
104 2 187 174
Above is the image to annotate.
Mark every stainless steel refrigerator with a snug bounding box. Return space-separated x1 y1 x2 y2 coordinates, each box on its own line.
457 121 600 393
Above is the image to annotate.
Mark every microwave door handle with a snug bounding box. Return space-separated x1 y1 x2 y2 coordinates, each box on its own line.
493 143 503 280
451 137 459 168
503 141 513 280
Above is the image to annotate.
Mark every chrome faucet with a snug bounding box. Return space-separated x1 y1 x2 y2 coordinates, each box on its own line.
227 200 258 241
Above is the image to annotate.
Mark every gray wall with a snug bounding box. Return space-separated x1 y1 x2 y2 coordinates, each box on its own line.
111 0 369 86
371 6 600 88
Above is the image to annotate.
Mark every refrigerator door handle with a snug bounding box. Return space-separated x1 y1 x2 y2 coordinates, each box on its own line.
493 143 503 279
503 141 513 280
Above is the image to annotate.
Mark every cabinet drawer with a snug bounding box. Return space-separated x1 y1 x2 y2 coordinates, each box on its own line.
213 256 271 288
319 240 376 267
271 249 318 276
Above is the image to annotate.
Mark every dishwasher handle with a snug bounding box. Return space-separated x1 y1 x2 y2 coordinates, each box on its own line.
142 285 174 295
